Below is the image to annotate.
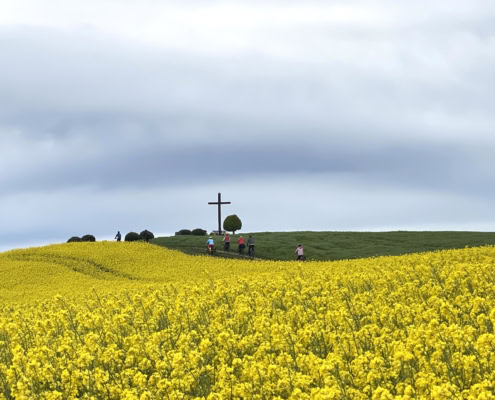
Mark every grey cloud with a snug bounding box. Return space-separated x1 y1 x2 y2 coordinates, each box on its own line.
0 127 485 200
1 0 495 249
2 22 494 138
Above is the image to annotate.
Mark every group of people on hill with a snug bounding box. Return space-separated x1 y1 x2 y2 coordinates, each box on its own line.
207 234 255 256
207 234 305 260
115 230 305 260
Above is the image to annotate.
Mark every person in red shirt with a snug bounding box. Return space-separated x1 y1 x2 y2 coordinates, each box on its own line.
237 236 245 254
223 233 231 251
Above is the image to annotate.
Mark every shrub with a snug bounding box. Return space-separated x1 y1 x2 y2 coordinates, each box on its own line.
125 232 141 242
175 229 192 236
223 215 242 234
140 230 155 243
81 235 96 242
191 228 207 236
67 236 82 243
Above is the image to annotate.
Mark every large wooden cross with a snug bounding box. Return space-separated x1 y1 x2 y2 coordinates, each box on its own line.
208 192 231 234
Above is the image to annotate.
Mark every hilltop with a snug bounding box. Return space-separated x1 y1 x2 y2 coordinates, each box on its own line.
153 230 495 260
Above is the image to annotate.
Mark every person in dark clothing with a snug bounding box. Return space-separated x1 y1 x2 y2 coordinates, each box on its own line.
115 231 122 242
248 235 255 257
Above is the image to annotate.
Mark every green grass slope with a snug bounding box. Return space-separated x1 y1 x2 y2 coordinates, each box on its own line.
153 231 495 261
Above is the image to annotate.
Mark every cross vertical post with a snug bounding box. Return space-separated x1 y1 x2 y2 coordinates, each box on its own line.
216 193 221 234
208 192 231 234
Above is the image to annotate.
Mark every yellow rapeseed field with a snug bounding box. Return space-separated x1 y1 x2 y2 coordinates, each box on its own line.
1 242 495 399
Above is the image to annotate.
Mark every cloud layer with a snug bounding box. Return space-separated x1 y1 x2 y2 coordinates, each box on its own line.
1 0 495 249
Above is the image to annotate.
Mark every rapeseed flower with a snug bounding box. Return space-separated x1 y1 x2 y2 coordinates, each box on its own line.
1 243 495 398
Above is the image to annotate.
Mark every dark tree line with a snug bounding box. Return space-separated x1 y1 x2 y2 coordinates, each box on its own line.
67 230 154 243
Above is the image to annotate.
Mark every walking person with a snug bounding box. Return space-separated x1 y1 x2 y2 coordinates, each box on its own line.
237 236 245 254
295 244 304 261
223 233 231 251
248 235 255 257
115 231 122 242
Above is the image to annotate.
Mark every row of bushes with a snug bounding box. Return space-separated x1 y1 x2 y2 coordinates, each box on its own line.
126 230 155 243
175 228 207 236
174 215 243 236
67 235 95 243
175 215 243 236
67 230 154 243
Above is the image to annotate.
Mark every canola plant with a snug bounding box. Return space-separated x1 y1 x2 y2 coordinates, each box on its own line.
1 242 495 399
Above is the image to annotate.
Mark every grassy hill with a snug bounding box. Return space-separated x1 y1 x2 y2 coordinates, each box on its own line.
152 231 495 260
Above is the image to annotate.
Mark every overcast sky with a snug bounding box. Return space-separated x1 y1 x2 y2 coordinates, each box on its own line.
1 0 495 250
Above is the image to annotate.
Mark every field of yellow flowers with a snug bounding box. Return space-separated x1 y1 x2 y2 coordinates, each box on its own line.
1 242 495 399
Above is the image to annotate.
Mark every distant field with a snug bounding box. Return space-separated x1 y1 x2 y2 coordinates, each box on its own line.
153 230 495 260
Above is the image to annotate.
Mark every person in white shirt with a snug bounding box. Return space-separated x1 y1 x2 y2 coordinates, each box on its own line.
295 244 304 261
